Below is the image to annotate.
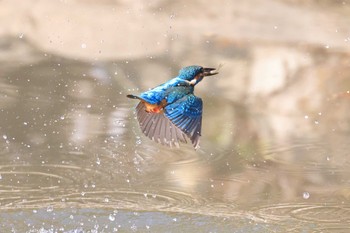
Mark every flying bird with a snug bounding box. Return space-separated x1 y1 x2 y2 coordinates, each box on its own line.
127 65 219 149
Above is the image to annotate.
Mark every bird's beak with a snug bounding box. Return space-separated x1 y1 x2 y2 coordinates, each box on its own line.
202 67 219 76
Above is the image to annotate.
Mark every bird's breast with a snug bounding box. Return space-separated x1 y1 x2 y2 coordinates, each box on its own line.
143 99 167 114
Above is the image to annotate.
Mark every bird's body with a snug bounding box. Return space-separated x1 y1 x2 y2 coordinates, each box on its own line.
127 65 219 149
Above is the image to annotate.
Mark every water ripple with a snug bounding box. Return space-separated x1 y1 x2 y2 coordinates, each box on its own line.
0 187 259 221
255 203 350 224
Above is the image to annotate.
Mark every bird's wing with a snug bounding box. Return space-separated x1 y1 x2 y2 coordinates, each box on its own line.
136 102 187 147
164 94 203 149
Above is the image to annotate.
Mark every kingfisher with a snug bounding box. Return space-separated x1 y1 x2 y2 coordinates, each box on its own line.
127 65 219 149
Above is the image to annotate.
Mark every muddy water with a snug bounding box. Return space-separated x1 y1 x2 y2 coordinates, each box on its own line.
0 54 349 232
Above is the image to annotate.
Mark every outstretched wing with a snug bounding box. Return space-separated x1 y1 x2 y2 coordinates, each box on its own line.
135 102 187 147
164 94 203 148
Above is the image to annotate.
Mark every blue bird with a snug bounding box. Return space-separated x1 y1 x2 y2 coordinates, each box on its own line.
127 65 219 149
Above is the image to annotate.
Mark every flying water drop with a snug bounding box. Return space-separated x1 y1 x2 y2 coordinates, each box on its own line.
303 191 310 199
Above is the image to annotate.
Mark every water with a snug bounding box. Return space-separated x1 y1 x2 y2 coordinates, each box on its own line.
0 47 350 232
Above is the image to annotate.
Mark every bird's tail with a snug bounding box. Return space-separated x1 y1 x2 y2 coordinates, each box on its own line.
126 94 142 100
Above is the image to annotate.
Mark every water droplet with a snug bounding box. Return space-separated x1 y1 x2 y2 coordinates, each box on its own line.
60 115 65 120
2 135 7 140
304 115 309 119
303 191 310 199
19 33 24 39
136 139 142 145
87 104 92 109
314 120 319 125
109 214 115 221
131 224 137 231
326 156 330 161
81 43 87 49
47 206 54 212
96 157 101 165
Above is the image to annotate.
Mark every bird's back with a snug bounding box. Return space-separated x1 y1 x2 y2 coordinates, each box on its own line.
139 77 189 104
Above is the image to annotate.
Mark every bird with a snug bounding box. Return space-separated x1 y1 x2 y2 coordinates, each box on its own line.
127 65 219 149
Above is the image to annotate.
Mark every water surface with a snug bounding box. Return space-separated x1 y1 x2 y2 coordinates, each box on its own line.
0 49 349 232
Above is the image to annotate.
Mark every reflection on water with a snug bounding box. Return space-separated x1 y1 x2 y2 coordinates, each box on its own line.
0 44 350 232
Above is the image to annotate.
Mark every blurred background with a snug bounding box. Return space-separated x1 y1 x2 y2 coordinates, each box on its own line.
0 0 350 232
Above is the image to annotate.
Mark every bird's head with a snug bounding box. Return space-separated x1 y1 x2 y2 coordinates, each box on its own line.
178 65 219 85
